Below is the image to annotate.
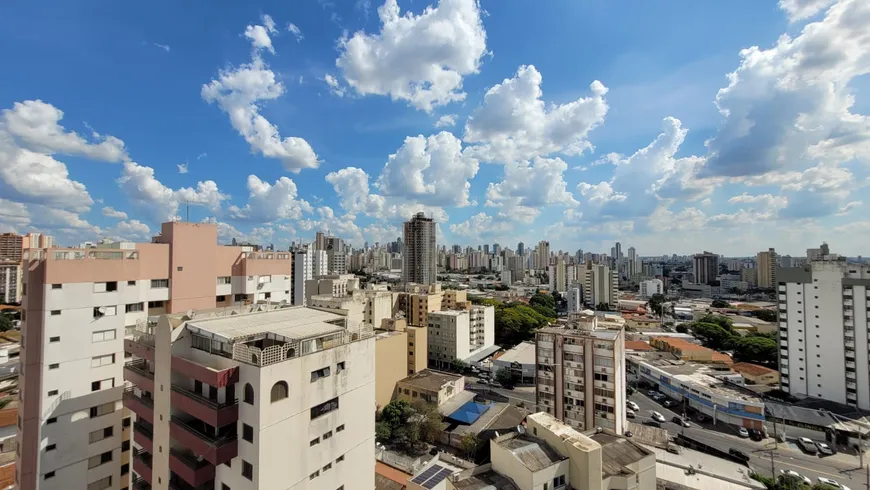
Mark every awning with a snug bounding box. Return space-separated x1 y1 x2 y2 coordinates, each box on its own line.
464 345 501 364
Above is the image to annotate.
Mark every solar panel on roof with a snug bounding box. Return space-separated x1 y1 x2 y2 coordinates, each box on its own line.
422 468 454 489
411 465 443 484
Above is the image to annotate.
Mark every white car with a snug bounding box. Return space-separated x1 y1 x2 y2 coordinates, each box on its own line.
780 470 811 485
627 401 640 411
738 427 749 438
817 477 850 490
651 411 666 423
626 409 636 419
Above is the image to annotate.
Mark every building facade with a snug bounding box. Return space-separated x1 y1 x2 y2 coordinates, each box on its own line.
535 313 625 433
291 248 313 306
638 279 662 298
403 213 437 285
692 251 719 285
756 248 778 289
427 306 495 369
0 261 20 304
778 258 870 409
582 263 618 309
16 222 293 490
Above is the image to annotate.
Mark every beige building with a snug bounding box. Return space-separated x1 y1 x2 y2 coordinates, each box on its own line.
427 306 496 370
441 289 467 310
406 324 428 376
536 312 626 434
756 248 777 288
731 363 781 386
374 325 410 410
395 370 464 407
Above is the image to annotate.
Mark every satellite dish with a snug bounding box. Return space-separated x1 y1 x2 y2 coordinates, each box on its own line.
186 310 193 318
97 307 107 314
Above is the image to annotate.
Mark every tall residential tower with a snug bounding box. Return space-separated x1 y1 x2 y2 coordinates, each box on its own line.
402 212 437 285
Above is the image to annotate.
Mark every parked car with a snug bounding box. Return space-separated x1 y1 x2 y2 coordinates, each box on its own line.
476 379 489 385
815 441 835 456
489 381 503 389
817 477 851 490
627 401 640 411
671 416 690 428
666 443 681 454
663 400 675 408
729 448 750 464
651 411 666 423
748 429 764 441
798 437 818 454
696 414 711 423
737 427 749 438
644 419 662 428
626 409 636 419
780 470 812 485
647 390 659 397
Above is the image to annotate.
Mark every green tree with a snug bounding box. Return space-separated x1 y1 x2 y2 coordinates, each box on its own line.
647 294 666 316
711 299 731 308
753 309 778 322
460 434 482 460
451 359 469 373
0 315 12 332
692 322 737 350
375 421 392 440
675 324 689 334
732 335 778 366
698 314 734 330
530 293 556 310
494 367 515 388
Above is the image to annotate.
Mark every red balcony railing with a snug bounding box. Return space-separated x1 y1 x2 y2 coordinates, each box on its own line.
170 448 216 487
123 388 154 424
133 421 154 454
170 385 238 428
133 449 153 485
125 338 239 387
170 417 237 466
124 359 155 392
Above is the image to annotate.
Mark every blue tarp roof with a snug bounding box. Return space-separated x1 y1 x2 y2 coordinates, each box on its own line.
448 401 491 425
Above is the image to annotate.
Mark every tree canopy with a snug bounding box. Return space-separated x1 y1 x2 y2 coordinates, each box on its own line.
647 294 666 316
711 299 731 308
0 316 12 333
684 314 778 366
376 400 444 453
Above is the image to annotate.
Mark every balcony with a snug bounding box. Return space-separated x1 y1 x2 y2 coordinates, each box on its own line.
132 476 151 490
846 341 855 349
133 449 153 485
124 388 154 424
847 361 856 369
845 319 854 328
125 339 240 388
844 299 854 307
171 385 238 428
124 359 155 392
847 372 856 380
170 448 216 487
170 417 238 466
134 421 154 454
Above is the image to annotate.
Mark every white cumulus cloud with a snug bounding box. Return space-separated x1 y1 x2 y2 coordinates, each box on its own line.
102 206 128 220
228 175 313 222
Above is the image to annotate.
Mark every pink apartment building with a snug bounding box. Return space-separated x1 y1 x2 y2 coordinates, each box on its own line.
17 222 292 490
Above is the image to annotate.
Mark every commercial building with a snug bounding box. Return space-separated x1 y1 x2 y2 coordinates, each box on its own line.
648 337 732 364
629 352 765 429
491 341 535 384
535 312 626 433
778 257 870 409
0 261 20 304
756 248 778 289
731 363 780 386
638 279 662 298
16 221 293 490
692 251 719 285
426 306 495 369
124 305 376 490
403 213 436 285
582 263 618 309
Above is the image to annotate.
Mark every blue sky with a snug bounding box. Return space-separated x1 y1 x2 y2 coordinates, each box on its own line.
1 0 868 256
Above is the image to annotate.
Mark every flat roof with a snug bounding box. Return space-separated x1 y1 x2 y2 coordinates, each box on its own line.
497 435 566 472
591 433 652 477
631 354 762 403
464 344 502 364
453 469 518 490
537 326 620 340
185 306 346 343
495 341 536 365
398 369 461 393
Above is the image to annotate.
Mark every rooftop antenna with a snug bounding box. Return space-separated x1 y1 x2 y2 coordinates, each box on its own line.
184 200 206 222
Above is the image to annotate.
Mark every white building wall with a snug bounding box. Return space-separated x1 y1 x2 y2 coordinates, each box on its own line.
638 279 663 298
293 250 313 306
567 288 581 313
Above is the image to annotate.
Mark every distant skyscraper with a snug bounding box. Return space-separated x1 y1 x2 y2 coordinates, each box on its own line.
756 248 777 288
615 242 623 261
693 251 719 285
492 243 500 255
403 212 437 284
517 242 525 256
483 244 490 255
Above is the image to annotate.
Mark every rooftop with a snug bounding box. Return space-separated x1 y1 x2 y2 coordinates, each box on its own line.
497 435 566 472
590 432 653 478
526 412 601 453
630 353 762 403
625 341 653 351
731 362 777 376
452 468 518 490
185 306 347 343
495 341 535 365
398 369 461 393
537 326 620 340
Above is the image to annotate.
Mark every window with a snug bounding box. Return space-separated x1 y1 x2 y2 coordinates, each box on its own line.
217 276 231 285
50 310 61 316
234 294 246 302
92 330 116 342
336 424 345 432
122 440 130 452
553 475 566 488
243 424 254 443
264 292 271 299
121 463 129 476
593 373 609 382
89 426 113 443
48 390 58 396
127 280 136 286
311 397 339 419
90 402 114 418
47 417 57 425
151 279 169 288
216 295 227 302
88 451 113 469
45 472 55 480
147 300 165 309
310 471 320 480
244 383 255 405
122 417 131 428
323 430 333 440
92 378 114 392
106 282 117 292
46 444 56 451
125 303 144 313
51 284 62 289
93 306 117 318
49 336 60 342
49 363 59 370
310 437 320 446
271 381 289 402
87 476 112 490
242 461 253 480
91 354 115 367
336 454 345 463
323 463 332 472
337 361 346 373
177 266 183 272
311 367 331 382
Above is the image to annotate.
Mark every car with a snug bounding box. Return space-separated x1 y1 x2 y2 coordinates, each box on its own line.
476 379 489 385
478 372 490 380
626 409 636 419
729 448 750 464
489 381 503 388
738 427 749 438
671 416 690 428
666 443 681 454
748 429 764 441
798 437 818 454
647 389 659 397
651 411 666 423
780 470 812 485
817 477 851 490
816 441 835 456
644 419 662 428
696 414 711 423
627 401 640 411
663 400 675 408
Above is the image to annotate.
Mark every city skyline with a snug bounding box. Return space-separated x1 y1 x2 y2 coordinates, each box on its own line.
1 1 868 257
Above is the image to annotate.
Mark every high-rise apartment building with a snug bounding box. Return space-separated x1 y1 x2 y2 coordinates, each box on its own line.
517 242 525 256
0 233 24 261
402 212 436 285
756 248 778 288
582 263 618 309
325 236 346 275
535 312 626 433
566 287 582 313
292 248 313 305
124 306 376 489
692 251 719 285
778 257 870 409
638 279 663 298
536 241 550 270
17 222 293 490
0 261 20 303
427 306 495 369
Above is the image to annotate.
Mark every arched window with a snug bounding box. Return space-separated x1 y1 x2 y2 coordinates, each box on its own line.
270 381 289 402
244 383 255 405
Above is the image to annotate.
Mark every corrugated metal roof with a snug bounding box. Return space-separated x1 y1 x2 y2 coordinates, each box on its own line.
497 436 565 472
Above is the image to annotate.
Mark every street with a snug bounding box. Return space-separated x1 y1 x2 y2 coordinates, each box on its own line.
466 375 537 409
629 391 868 489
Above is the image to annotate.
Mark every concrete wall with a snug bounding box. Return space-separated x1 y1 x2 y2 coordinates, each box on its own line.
490 440 532 490
375 332 407 410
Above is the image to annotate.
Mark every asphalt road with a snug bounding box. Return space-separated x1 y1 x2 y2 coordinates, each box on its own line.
630 391 868 489
467 376 537 408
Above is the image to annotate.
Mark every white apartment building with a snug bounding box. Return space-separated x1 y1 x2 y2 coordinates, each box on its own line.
566 287 582 314
304 275 360 305
582 264 618 309
124 305 376 490
638 279 663 298
427 306 495 369
0 261 20 303
778 258 870 409
535 312 626 433
311 249 328 278
17 221 295 490
292 249 313 306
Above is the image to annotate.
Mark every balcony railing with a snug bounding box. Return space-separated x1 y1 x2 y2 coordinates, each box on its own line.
133 449 153 485
171 384 239 428
124 359 155 392
132 476 151 490
124 388 154 424
125 337 240 387
170 447 216 487
170 416 238 466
